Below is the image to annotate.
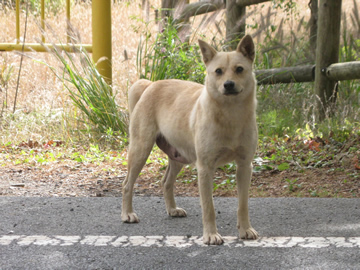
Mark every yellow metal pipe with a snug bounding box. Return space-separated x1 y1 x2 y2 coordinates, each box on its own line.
92 0 112 86
66 0 71 43
41 0 45 43
16 0 20 43
0 43 92 53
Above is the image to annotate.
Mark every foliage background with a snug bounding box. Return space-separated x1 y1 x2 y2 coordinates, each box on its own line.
0 0 359 197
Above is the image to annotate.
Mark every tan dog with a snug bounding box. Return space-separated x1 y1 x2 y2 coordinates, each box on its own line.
122 35 258 245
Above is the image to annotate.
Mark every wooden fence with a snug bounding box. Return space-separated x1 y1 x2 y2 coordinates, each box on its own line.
1 0 359 119
173 0 360 120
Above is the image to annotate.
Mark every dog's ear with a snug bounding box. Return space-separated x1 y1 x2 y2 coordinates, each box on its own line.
198 40 217 65
236 35 255 62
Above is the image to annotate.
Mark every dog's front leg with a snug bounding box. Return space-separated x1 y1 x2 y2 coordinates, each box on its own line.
236 162 258 239
197 164 224 245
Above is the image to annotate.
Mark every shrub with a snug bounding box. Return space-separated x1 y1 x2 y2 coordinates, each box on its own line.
136 19 206 83
43 45 128 137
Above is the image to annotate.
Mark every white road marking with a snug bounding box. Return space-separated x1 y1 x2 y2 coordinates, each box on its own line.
0 235 359 248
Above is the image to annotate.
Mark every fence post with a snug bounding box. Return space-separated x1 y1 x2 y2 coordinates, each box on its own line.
161 0 177 18
226 0 246 50
314 0 342 120
309 0 318 61
92 0 112 86
160 0 189 26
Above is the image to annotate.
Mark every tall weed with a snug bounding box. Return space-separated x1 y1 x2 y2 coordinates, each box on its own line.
136 18 205 83
38 44 128 138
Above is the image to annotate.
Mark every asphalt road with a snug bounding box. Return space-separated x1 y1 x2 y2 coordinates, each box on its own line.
0 197 359 269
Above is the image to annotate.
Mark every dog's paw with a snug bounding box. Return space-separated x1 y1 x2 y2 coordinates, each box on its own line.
122 212 140 223
168 207 187 217
203 233 224 245
239 227 259 240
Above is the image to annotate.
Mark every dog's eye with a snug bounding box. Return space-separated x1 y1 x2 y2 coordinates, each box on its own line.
236 66 244 73
215 68 222 75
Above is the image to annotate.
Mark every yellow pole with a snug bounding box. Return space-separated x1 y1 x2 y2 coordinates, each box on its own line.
41 0 45 43
16 0 20 43
92 0 112 86
66 0 71 43
0 43 93 53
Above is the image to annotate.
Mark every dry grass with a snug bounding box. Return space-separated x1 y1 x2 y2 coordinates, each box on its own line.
0 0 358 145
0 1 150 144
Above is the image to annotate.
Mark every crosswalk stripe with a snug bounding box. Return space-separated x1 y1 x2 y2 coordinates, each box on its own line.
1 235 359 248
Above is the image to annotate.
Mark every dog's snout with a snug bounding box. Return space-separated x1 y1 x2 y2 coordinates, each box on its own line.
224 80 235 91
223 80 239 95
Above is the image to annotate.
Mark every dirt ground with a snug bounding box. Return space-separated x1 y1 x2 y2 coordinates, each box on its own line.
1 159 359 198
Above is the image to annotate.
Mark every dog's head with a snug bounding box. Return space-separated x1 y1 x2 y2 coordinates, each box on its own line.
198 35 256 102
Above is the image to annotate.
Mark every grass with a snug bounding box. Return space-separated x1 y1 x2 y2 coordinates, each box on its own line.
0 1 359 144
0 1 359 198
47 42 129 137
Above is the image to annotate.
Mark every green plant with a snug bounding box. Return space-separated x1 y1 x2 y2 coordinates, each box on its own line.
278 162 290 171
136 18 206 83
271 0 297 16
284 178 300 192
219 162 236 173
40 44 128 137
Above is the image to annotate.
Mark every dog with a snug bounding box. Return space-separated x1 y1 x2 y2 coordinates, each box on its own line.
121 35 258 245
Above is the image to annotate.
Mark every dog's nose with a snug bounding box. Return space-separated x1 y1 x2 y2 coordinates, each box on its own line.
224 80 235 91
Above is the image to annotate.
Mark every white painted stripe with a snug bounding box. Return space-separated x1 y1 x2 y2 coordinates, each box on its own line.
0 235 359 248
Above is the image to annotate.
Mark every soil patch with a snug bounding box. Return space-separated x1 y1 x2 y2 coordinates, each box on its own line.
1 160 358 198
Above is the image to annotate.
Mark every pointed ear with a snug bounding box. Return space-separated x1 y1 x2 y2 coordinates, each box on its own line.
198 39 217 65
236 35 255 62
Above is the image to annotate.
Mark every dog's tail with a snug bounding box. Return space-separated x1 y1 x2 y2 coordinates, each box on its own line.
128 79 152 115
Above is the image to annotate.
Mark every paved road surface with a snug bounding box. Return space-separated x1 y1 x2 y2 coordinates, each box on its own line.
0 197 359 269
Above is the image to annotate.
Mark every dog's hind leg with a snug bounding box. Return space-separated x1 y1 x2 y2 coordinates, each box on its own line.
162 159 187 217
122 133 156 223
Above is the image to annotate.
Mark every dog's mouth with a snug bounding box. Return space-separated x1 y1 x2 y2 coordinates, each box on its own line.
223 88 243 96
223 91 239 96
